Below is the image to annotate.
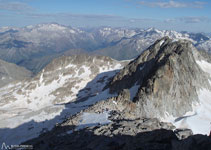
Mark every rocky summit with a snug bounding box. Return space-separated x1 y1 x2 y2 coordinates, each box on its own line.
109 36 211 118
22 37 211 150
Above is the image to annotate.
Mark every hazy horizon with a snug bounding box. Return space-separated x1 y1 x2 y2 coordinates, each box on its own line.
0 0 211 33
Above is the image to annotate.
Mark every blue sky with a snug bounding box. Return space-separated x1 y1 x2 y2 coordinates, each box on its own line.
0 0 211 32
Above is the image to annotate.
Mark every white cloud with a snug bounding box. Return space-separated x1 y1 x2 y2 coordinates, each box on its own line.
179 17 211 23
0 1 34 12
139 0 206 8
164 16 211 24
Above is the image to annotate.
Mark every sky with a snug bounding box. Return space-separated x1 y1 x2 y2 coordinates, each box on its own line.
0 0 211 32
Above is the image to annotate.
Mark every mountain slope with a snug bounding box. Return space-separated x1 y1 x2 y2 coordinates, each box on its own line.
0 54 128 144
0 59 32 87
108 37 211 134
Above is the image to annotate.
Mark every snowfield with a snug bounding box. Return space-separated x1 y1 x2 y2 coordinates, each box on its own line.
77 111 111 130
0 56 126 145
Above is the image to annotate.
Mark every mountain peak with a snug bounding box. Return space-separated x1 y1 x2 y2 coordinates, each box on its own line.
109 37 210 118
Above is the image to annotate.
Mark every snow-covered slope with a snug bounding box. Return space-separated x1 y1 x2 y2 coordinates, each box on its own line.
0 55 128 144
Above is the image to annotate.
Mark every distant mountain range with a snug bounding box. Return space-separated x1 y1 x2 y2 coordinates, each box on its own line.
0 23 211 73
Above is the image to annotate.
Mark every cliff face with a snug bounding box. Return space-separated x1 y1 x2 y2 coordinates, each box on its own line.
109 37 211 118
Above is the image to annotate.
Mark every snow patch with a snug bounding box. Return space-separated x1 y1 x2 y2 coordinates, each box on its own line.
196 60 211 75
159 40 165 46
77 111 111 130
112 100 117 105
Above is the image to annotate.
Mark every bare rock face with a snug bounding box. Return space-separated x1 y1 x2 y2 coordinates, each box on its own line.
109 37 211 118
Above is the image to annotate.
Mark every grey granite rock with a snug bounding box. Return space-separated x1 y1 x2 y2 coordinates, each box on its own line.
108 37 211 118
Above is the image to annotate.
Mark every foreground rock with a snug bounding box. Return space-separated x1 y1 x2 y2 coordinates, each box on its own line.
24 116 211 150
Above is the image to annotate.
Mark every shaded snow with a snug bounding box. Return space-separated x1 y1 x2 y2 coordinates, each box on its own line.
77 111 111 130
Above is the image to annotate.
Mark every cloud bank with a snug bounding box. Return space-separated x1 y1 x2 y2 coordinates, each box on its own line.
0 0 34 12
139 0 206 8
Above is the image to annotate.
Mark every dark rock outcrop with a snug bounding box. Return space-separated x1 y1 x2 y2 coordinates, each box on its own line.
24 117 211 150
